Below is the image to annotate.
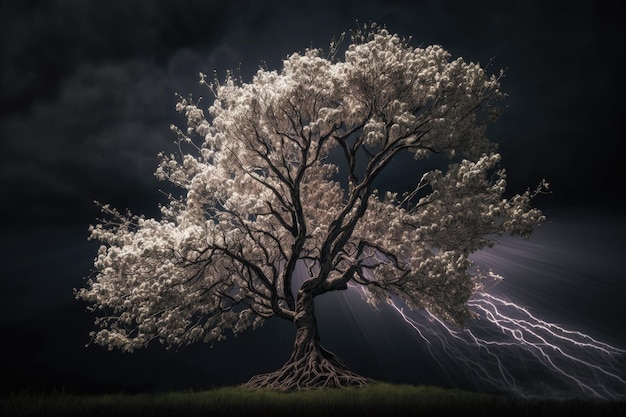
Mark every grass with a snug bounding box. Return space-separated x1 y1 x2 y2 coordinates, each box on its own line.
2 383 625 417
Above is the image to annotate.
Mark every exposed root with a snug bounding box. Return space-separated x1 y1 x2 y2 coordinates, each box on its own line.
242 344 371 391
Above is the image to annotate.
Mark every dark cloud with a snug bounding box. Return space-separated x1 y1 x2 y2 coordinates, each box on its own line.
1 42 247 228
1 59 173 226
0 0 234 228
0 0 230 115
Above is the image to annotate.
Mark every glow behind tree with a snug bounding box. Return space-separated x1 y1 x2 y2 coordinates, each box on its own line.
76 26 547 390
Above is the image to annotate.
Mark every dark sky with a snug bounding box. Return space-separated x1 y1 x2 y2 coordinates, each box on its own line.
1 0 624 396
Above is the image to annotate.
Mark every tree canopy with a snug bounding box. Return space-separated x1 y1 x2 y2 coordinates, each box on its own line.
77 26 546 389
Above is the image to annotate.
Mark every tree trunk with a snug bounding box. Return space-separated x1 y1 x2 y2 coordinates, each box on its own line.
242 290 371 391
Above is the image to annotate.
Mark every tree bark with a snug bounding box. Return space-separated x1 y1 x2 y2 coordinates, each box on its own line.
242 290 371 391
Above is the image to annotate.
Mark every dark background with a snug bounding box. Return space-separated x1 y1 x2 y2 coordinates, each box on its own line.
1 0 624 395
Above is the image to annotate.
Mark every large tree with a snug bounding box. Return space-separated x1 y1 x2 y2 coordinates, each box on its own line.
77 26 547 391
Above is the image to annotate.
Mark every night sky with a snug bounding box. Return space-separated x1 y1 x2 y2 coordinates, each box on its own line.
1 0 624 396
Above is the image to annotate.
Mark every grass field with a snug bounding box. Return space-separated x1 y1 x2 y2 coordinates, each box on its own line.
2 383 624 417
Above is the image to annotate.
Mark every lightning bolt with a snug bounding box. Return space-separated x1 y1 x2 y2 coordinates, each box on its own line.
389 290 626 399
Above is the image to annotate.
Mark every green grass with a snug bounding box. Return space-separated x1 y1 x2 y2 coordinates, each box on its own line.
2 383 624 417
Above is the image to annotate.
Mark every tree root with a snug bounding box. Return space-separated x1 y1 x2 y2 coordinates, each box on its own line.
242 344 371 391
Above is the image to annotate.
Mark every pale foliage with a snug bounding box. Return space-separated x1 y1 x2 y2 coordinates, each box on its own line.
77 28 547 352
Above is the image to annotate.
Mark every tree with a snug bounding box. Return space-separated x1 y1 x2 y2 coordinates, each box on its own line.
76 26 548 391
